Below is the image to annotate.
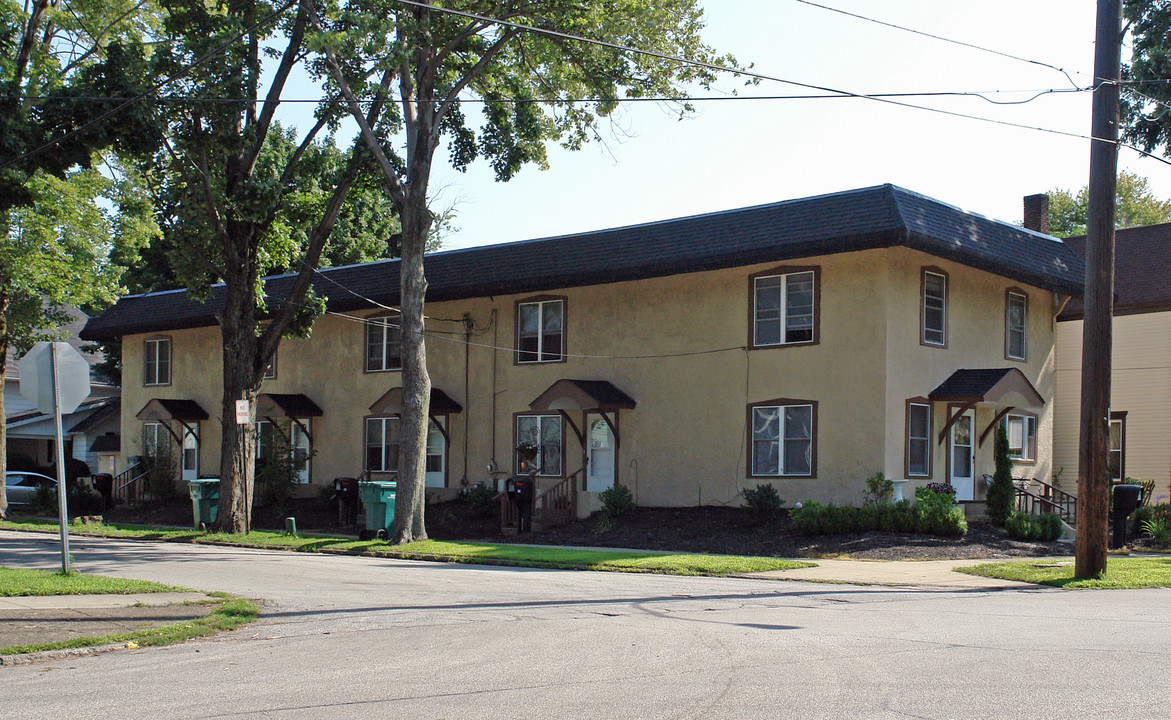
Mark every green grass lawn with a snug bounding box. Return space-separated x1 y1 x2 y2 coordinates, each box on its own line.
958 556 1171 588
0 566 188 596
0 517 812 577
0 594 260 656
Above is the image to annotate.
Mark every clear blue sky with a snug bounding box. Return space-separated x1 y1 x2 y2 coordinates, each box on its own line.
290 1 1164 250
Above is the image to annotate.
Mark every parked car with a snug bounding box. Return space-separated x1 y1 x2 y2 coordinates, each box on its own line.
5 471 56 506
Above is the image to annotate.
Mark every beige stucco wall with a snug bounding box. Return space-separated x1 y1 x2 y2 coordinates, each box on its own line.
119 245 1060 510
1054 312 1171 501
881 248 1057 502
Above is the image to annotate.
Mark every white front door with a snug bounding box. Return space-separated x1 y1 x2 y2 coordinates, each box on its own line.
586 415 615 492
181 429 198 483
950 411 975 501
425 419 446 488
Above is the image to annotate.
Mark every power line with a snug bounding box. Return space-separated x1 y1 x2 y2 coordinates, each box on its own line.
13 86 1090 105
793 0 1087 88
380 0 1146 157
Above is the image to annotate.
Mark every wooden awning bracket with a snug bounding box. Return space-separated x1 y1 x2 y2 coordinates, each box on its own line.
979 407 1015 447
937 401 976 445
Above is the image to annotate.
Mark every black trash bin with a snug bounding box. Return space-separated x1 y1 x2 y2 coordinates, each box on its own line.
1112 483 1144 548
506 477 536 533
92 473 113 512
333 477 360 526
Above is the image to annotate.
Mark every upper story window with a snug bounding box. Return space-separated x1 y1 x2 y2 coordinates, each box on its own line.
1000 412 1036 462
144 337 172 386
751 268 817 348
263 352 277 380
366 315 402 372
516 298 564 364
1005 290 1028 361
921 269 948 347
749 400 816 478
906 400 932 477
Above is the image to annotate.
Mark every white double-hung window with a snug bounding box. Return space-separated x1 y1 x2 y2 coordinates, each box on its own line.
753 270 815 347
922 270 947 346
750 402 815 477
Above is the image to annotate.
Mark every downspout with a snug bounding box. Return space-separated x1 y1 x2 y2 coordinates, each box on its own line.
462 312 471 486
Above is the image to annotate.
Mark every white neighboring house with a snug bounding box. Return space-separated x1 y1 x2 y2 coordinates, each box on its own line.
5 307 121 477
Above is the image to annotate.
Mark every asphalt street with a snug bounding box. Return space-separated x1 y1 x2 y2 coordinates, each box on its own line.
2 531 1169 719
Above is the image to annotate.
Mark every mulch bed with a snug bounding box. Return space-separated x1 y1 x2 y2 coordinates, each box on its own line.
97 497 1068 561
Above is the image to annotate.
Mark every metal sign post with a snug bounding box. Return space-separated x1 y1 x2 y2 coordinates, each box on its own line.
51 343 70 573
19 342 91 575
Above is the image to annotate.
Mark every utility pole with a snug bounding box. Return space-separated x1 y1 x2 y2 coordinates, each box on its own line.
1076 0 1122 579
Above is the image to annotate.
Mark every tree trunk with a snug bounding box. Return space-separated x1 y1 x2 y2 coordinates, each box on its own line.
0 289 8 520
216 278 261 534
392 201 432 543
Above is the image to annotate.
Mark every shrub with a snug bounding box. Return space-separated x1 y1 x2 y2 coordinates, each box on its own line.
466 482 499 518
789 498 966 538
1142 516 1171 547
256 426 308 517
986 425 1015 527
1005 511 1062 542
600 483 635 518
1134 503 1171 529
142 442 179 501
861 472 893 507
740 483 784 521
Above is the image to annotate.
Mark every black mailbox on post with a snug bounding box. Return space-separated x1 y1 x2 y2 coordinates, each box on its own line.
1112 483 1144 548
506 477 535 533
333 477 360 525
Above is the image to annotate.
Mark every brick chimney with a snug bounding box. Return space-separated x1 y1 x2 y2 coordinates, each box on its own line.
1023 193 1050 234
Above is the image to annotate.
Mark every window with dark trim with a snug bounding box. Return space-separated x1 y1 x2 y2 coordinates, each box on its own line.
516 298 564 363
1000 412 1036 462
144 337 172 386
751 268 817 348
749 400 816 477
515 414 563 476
365 416 400 472
255 419 310 483
365 315 402 372
1109 412 1126 482
921 269 947 347
142 422 164 456
906 400 932 477
1005 290 1028 361
263 351 277 379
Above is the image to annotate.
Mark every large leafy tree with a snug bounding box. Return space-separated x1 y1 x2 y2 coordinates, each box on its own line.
0 0 159 518
1046 171 1171 237
147 0 406 533
304 0 734 542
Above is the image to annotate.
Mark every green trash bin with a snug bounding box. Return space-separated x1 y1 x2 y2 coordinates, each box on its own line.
358 480 396 539
189 478 220 529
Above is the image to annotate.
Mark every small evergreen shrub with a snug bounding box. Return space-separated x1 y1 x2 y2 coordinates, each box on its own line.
1005 511 1062 542
465 482 499 518
986 425 1015 527
788 497 966 538
599 483 635 518
740 483 784 521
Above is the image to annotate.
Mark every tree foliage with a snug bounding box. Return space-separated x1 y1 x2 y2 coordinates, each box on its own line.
144 0 408 533
1046 171 1171 237
0 0 160 518
305 0 736 542
1122 1 1171 158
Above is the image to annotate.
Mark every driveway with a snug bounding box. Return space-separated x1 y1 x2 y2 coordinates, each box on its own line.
2 531 1167 719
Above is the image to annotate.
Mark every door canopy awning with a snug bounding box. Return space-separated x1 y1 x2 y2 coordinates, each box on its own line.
928 368 1044 409
257 393 323 419
369 387 463 416
528 379 637 412
135 398 210 422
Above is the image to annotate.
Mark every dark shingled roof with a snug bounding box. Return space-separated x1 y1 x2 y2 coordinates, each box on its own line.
90 433 121 453
928 368 1043 408
257 393 323 418
81 185 1086 341
68 398 120 433
1059 222 1171 320
136 398 210 422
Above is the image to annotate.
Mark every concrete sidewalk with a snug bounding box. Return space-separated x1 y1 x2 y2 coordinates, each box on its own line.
747 557 1059 588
